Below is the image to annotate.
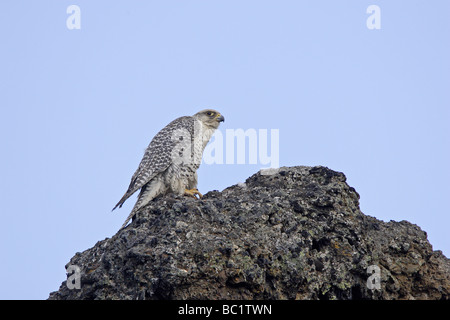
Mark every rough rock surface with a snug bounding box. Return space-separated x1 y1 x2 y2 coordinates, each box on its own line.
49 166 450 300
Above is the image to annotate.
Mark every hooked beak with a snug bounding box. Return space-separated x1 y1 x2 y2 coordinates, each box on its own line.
216 114 225 122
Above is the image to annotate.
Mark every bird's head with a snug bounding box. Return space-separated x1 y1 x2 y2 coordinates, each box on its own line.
194 109 225 129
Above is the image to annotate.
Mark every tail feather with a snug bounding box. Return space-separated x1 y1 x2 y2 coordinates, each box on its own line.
119 189 147 229
120 208 137 229
119 179 164 229
112 192 130 211
112 175 144 211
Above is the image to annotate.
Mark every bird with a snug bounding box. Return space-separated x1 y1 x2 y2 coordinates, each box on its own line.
113 109 225 229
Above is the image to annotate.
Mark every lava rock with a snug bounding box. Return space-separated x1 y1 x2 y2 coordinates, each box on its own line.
48 166 450 300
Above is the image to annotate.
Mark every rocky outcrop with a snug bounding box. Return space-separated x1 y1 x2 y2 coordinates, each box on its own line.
49 166 450 300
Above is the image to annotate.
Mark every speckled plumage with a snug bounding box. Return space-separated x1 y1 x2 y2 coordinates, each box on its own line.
113 109 224 229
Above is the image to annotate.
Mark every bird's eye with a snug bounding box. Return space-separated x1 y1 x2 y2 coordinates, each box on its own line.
207 112 213 116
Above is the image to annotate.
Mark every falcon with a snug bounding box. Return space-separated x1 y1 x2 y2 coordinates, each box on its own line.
113 109 225 229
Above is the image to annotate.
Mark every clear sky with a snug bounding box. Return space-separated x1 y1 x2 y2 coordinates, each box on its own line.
1 1 449 299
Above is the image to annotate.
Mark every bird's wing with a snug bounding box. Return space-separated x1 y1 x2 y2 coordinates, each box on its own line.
112 116 194 210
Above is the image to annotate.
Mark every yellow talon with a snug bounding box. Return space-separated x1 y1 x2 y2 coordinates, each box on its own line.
184 188 203 199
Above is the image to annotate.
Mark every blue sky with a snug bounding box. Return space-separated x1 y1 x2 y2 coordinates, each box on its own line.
0 1 449 299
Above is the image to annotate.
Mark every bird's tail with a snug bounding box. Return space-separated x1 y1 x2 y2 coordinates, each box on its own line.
119 179 164 229
112 193 129 211
119 189 146 229
112 176 141 211
120 208 138 230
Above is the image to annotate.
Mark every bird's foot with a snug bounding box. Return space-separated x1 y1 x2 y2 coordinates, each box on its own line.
184 188 203 199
